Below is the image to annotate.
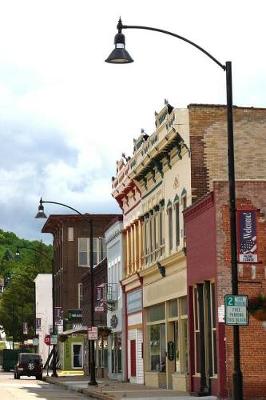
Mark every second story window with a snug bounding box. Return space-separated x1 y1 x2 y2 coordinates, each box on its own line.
78 238 88 266
174 195 180 247
181 189 187 241
68 227 74 241
78 237 107 267
167 202 173 252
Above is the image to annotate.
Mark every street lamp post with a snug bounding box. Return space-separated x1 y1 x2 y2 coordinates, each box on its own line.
106 19 242 400
35 198 97 386
16 245 57 377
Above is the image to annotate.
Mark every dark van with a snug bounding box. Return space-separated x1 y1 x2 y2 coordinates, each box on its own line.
14 353 43 380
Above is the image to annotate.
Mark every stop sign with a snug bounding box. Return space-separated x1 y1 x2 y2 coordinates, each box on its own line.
44 334 51 345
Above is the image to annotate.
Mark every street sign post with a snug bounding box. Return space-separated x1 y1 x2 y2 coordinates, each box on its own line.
44 334 51 346
88 326 98 340
50 335 58 345
224 294 249 326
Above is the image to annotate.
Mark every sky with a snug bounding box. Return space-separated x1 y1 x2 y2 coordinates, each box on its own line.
0 0 265 243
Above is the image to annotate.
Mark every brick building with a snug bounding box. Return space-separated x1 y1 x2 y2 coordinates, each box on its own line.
184 181 266 399
41 213 119 321
112 102 266 394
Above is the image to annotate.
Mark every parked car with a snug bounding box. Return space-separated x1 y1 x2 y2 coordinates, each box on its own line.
14 353 43 380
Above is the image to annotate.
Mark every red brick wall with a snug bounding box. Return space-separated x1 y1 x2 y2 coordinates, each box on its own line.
185 192 217 285
214 181 266 399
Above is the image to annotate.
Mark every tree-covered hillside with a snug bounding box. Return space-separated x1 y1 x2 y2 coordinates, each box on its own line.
0 228 53 341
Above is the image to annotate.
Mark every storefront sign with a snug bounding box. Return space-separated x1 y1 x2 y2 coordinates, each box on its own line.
237 210 258 263
225 295 248 326
68 309 82 320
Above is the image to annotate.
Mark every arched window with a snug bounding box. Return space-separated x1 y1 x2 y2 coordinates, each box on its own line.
167 200 173 252
174 195 180 247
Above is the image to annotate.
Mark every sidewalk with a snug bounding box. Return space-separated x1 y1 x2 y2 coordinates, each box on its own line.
44 374 218 400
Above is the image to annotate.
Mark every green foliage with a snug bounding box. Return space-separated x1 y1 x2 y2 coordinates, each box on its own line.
0 229 53 341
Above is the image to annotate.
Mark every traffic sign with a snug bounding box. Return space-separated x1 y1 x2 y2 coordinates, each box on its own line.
44 334 51 345
224 295 248 326
88 326 98 340
50 335 58 345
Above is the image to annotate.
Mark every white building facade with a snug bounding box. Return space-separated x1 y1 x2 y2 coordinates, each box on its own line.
34 274 53 364
105 217 126 381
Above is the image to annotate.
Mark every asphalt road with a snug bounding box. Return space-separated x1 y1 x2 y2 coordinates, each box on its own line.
0 371 93 400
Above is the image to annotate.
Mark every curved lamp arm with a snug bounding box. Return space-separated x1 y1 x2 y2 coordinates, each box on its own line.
40 198 83 216
118 18 226 71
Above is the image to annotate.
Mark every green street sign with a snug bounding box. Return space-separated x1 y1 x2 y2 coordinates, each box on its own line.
224 295 248 326
50 335 58 345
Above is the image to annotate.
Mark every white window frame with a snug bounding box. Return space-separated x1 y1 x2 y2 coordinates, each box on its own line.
71 342 83 369
68 227 74 241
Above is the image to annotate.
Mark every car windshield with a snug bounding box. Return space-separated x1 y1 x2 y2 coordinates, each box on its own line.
20 354 41 363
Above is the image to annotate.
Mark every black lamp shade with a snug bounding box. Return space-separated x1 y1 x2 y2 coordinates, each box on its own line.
35 203 47 219
105 31 134 64
105 47 134 64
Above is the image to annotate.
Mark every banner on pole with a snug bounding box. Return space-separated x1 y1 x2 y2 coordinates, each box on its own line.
237 210 258 263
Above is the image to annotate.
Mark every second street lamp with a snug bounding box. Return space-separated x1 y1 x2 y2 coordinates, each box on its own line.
106 18 242 400
35 198 97 386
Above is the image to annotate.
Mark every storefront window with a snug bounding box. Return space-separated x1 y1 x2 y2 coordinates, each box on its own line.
169 299 178 318
97 338 108 368
149 324 166 371
148 303 165 322
127 289 142 314
193 283 217 377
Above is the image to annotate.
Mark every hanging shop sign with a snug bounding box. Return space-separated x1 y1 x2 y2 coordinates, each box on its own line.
237 210 258 263
68 309 82 321
110 314 118 329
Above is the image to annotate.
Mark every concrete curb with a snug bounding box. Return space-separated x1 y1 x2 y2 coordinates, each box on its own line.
43 376 116 400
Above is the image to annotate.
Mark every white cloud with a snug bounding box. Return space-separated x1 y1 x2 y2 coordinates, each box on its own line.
0 0 265 239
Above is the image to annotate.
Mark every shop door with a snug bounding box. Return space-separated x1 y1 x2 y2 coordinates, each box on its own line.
130 340 136 377
72 344 83 368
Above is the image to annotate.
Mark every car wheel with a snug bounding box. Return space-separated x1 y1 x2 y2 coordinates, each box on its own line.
14 373 17 379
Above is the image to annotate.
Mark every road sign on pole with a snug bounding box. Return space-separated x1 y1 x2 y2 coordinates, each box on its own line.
224 294 249 326
88 326 98 340
44 334 51 346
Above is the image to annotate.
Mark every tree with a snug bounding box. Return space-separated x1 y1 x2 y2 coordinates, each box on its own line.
0 229 52 341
